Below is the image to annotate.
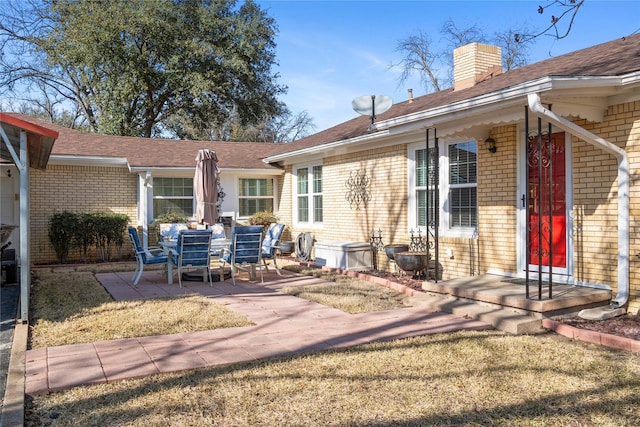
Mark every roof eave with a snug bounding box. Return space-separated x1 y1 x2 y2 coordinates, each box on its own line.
264 74 637 163
48 155 129 167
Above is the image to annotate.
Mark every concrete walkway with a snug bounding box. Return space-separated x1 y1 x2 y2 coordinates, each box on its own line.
25 269 491 395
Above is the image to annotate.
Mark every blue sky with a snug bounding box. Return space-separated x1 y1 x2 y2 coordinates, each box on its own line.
257 1 640 132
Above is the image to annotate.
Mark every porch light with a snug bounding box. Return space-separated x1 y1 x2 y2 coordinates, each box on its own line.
484 137 497 153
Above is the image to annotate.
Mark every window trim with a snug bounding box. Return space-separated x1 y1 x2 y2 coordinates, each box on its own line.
293 163 323 228
151 176 194 220
237 177 275 218
408 139 478 238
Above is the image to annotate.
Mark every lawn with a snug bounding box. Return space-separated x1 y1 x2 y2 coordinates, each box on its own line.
25 264 640 426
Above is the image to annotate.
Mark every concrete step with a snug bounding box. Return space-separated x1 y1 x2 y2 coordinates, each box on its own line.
405 293 545 335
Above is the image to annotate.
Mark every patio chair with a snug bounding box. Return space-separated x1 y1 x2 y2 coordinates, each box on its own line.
220 225 264 286
261 223 285 276
128 226 168 286
170 229 214 288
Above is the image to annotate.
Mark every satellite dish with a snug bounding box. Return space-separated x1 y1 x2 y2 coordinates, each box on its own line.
352 95 393 130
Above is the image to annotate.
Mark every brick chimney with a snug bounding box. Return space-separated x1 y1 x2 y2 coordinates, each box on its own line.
453 43 502 91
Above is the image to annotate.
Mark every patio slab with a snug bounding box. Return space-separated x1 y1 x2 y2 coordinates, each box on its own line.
24 268 490 394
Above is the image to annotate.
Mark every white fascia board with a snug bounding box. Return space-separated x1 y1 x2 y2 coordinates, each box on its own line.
263 130 391 163
128 166 283 176
222 168 285 176
128 166 194 174
48 155 128 167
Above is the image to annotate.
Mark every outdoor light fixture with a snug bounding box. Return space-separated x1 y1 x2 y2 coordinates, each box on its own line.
484 137 497 153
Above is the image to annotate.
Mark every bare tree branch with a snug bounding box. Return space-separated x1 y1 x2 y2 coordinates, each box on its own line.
515 0 585 43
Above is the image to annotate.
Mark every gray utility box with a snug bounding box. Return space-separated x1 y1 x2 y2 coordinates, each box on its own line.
314 241 372 271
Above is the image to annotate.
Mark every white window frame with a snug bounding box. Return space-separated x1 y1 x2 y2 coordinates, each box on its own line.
151 176 194 220
408 139 478 238
238 178 275 218
293 163 323 228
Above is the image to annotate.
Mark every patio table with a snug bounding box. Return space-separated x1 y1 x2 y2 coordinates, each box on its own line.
159 239 231 284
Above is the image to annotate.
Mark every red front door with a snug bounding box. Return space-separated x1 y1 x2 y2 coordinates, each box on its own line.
528 132 566 268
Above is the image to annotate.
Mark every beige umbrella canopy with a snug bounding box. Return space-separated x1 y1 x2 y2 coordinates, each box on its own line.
194 149 220 226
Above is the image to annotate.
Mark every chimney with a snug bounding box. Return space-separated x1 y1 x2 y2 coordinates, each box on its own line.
408 88 414 103
453 43 502 91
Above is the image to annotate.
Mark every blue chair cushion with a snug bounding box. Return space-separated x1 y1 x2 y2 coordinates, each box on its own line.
262 223 285 258
210 223 226 239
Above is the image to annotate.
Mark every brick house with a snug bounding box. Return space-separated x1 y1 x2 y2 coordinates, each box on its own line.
263 34 640 313
2 34 640 313
0 119 284 264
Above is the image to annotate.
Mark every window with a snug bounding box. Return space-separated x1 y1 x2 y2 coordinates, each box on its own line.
409 140 477 236
153 177 193 218
448 142 477 228
415 147 438 228
239 178 274 217
296 165 322 224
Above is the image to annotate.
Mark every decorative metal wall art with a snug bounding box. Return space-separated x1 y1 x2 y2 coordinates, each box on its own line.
216 181 226 213
345 169 371 210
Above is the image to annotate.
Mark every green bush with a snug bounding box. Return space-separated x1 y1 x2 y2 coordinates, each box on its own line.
248 211 279 226
153 212 190 224
48 211 79 264
48 211 130 263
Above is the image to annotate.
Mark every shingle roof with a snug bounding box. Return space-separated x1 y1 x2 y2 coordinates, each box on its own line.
1 113 282 170
269 34 640 156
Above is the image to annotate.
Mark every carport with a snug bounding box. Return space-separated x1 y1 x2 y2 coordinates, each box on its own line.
0 113 58 322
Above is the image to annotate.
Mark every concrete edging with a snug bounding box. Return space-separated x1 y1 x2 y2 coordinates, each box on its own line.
1 322 27 427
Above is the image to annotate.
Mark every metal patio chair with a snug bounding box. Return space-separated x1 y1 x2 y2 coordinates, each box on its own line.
170 229 214 288
127 226 168 286
261 223 285 276
220 225 264 286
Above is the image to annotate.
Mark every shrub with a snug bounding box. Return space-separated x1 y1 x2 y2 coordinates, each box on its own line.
154 212 190 224
48 211 79 264
48 211 130 263
248 211 279 226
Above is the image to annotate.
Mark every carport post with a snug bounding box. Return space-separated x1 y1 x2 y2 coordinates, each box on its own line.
19 129 30 322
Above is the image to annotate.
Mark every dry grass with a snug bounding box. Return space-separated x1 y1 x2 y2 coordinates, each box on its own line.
27 331 640 426
29 268 252 348
281 265 407 313
26 263 640 425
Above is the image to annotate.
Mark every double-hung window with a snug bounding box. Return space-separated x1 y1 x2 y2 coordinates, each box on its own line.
152 177 194 219
447 141 477 229
239 178 274 217
296 165 323 224
409 140 477 236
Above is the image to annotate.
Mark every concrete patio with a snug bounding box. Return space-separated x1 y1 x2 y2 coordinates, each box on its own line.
24 268 492 395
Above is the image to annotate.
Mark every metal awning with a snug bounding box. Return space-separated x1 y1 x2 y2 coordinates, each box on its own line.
0 113 58 170
0 113 58 321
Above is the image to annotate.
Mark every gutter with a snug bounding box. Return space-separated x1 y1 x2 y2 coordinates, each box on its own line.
527 93 630 309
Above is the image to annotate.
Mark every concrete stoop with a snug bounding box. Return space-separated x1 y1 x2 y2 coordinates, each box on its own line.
406 293 545 335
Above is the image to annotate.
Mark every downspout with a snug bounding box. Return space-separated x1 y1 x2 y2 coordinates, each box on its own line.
527 93 629 309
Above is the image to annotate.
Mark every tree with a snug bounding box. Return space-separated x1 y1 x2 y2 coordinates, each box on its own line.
166 103 315 142
392 20 533 93
0 0 286 138
493 26 532 71
391 31 445 94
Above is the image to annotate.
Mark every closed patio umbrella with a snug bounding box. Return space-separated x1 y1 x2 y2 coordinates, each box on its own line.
194 149 220 226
